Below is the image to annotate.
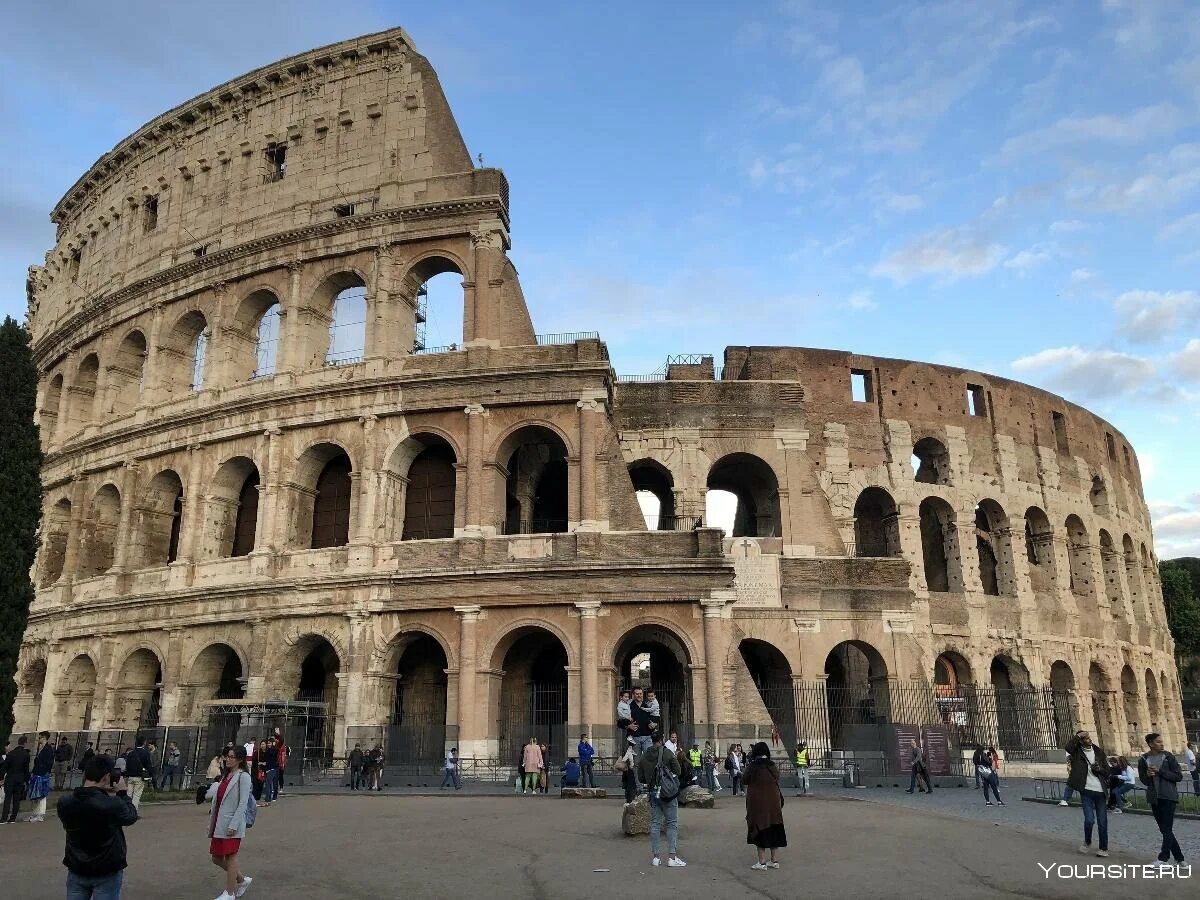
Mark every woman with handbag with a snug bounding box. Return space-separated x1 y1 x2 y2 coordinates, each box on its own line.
26 731 56 822
616 738 638 802
205 745 254 900
744 742 787 870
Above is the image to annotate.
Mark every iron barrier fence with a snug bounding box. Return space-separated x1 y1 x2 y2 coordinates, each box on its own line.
535 331 600 345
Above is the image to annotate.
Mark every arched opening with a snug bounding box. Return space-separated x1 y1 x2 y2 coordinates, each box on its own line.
1024 507 1057 593
226 290 282 381
629 459 676 530
132 470 185 568
14 658 48 732
387 634 449 770
114 649 162 730
853 487 900 557
65 353 100 435
292 444 354 549
161 311 210 397
706 453 781 538
497 426 568 534
186 643 245 721
40 497 72 586
614 624 694 743
324 278 367 367
497 628 568 766
934 651 973 693
1145 669 1161 732
1123 534 1146 622
107 330 147 416
1120 665 1139 750
824 641 890 750
1099 531 1123 615
919 496 960 591
739 639 797 752
203 457 261 559
912 436 951 485
990 655 1034 751
975 500 1015 596
1049 661 1078 747
293 637 340 764
1090 475 1110 518
60 655 97 731
41 372 63 439
79 484 121 577
398 436 457 541
412 267 466 353
1088 662 1115 751
1065 515 1093 598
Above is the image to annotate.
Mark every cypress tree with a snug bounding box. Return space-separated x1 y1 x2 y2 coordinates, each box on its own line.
0 316 42 742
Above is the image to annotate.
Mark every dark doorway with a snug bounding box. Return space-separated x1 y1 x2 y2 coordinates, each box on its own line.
498 630 568 768
402 442 456 540
387 635 448 771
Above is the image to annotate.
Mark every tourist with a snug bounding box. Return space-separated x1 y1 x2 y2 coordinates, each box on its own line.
56 753 138 898
78 742 96 781
726 745 744 796
261 737 280 805
973 746 1003 806
120 737 154 814
3 735 31 823
635 732 686 867
205 745 254 900
538 742 550 793
53 736 75 792
1108 756 1137 812
521 738 542 794
360 744 376 793
441 748 461 790
159 741 182 792
206 751 225 783
250 740 266 804
643 690 662 721
561 757 581 787
1185 742 1198 797
348 743 364 790
1059 749 1074 806
369 743 385 791
1138 732 1185 866
675 745 697 786
26 731 57 822
616 690 632 731
624 687 656 753
616 738 638 802
242 738 255 761
688 743 702 781
272 729 289 797
703 742 722 793
905 740 932 794
744 741 786 870
793 742 809 797
515 746 526 794
665 730 679 754
577 733 595 788
1064 730 1110 857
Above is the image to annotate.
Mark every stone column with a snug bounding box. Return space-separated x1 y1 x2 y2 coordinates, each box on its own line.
178 444 206 565
142 304 166 406
466 228 506 348
276 260 306 374
455 606 482 758
576 396 604 531
36 643 63 732
260 428 284 552
461 405 488 534
157 628 185 724
701 596 731 739
243 619 271 703
110 462 139 573
576 601 601 734
60 476 88 583
355 414 380 546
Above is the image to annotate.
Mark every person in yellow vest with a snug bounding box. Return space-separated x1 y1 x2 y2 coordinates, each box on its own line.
794 742 810 797
688 744 702 774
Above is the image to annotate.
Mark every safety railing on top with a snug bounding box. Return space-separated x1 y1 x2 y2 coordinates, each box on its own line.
411 344 463 355
534 331 600 345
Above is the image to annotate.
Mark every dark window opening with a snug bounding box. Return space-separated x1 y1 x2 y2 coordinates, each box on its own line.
68 249 82 282
266 144 287 181
165 492 184 564
1052 411 1069 455
143 195 159 232
334 203 354 218
401 444 457 540
192 244 210 258
967 384 987 417
851 369 872 403
912 437 951 485
311 454 352 548
1105 432 1116 461
1122 445 1132 472
231 471 260 557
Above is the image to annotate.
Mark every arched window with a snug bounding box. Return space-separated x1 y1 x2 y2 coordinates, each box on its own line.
191 327 210 390
1090 475 1110 518
254 304 281 377
919 496 960 591
912 437 951 485
80 484 121 577
411 268 466 353
706 453 781 538
1122 534 1145 621
401 440 457 540
135 470 185 568
975 499 1015 596
108 330 147 416
41 372 63 439
312 453 353 548
161 311 210 397
1065 515 1093 597
1024 507 1056 594
326 285 367 366
629 460 676 530
40 498 72 586
231 470 260 557
499 426 568 534
203 457 261 559
853 487 899 557
1098 530 1122 614
66 353 100 435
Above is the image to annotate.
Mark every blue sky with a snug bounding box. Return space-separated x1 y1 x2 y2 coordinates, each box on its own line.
2 1 1198 555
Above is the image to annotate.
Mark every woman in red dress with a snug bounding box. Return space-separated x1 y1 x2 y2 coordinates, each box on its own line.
206 745 254 900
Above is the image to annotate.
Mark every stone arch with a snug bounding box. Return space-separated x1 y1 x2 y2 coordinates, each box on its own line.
912 436 951 485
385 631 450 768
184 643 246 720
1088 660 1116 751
612 622 695 741
629 458 676 530
738 638 798 751
487 618 579 672
975 499 1015 596
386 433 458 541
107 329 147 417
160 309 211 396
227 288 283 381
919 496 961 592
989 653 1037 751
112 647 164 730
131 469 185 569
1049 660 1079 747
13 655 48 733
291 441 355 549
40 496 72 586
59 653 98 731
934 650 973 690
65 352 100 435
375 622 458 673
1119 664 1140 750
706 452 781 538
79 483 121 577
306 270 368 368
1098 530 1123 615
1122 534 1147 621
492 625 570 765
1023 506 1057 593
493 424 570 535
41 371 63 438
401 253 468 353
201 455 261 559
824 640 891 749
1145 669 1161 731
1065 515 1094 598
853 486 900 557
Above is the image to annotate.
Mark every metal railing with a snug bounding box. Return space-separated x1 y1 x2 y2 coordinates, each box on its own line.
617 373 667 383
666 354 713 365
535 331 599 345
411 344 462 355
1033 777 1200 816
324 354 364 367
500 519 569 535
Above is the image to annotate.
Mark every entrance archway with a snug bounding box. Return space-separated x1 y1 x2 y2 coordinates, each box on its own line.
290 637 341 765
614 624 694 743
1088 662 1115 751
113 649 162 730
706 453 781 537
1049 661 1078 748
186 644 244 721
990 655 1034 752
60 655 97 731
496 628 568 766
739 639 796 751
387 634 449 771
824 641 890 749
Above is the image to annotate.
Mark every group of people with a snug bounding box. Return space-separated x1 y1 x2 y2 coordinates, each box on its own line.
207 733 290 807
345 742 385 791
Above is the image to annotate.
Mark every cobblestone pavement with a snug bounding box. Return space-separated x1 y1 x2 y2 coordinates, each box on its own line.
2 792 1196 899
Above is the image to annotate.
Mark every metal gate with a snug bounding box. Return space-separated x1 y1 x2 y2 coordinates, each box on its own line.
202 700 328 784
499 683 566 767
386 686 446 773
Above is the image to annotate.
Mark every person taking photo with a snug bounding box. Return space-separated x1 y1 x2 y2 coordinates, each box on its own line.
56 754 139 898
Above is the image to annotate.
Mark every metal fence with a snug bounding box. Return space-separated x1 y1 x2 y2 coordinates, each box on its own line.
534 331 600 345
6 726 209 791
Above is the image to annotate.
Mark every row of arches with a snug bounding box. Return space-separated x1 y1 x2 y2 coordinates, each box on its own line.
630 453 782 537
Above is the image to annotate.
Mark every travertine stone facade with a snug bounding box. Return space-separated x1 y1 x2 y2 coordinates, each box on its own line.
14 28 1184 762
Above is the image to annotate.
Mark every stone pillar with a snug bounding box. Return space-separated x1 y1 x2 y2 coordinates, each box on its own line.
243 619 271 703
701 596 731 738
141 303 166 406
60 476 88 583
466 228 507 348
276 260 306 374
355 414 380 546
455 606 481 757
576 601 601 734
157 629 185 724
461 404 488 534
110 462 139 573
35 643 63 731
260 428 284 552
178 444 206 565
576 395 604 531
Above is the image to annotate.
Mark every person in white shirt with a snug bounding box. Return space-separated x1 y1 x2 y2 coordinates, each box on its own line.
1106 756 1137 812
1064 730 1110 857
1185 742 1198 797
664 731 679 754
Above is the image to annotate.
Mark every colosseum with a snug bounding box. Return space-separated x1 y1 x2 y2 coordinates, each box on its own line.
14 27 1184 778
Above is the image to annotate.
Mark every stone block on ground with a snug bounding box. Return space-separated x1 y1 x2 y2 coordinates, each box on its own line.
561 787 607 799
678 785 715 808
622 794 650 835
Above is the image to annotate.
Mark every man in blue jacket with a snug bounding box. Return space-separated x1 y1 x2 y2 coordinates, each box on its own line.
1138 732 1185 866
57 754 138 898
577 733 596 788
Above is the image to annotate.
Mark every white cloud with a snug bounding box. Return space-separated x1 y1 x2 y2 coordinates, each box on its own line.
1067 142 1200 212
1050 219 1089 233
884 192 925 213
1159 211 1200 241
871 224 1006 284
1170 338 1200 382
846 290 876 311
1010 345 1157 400
1113 290 1200 343
1150 492 1200 559
821 55 866 99
1004 245 1054 275
998 103 1183 161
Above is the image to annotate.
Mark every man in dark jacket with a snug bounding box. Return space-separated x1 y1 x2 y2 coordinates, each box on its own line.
54 737 75 791
57 754 138 898
3 736 32 822
122 738 155 812
1138 732 1185 865
1065 730 1110 857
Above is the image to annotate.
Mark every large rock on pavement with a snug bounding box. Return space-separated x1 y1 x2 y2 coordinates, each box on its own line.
678 785 715 808
622 794 651 835
561 787 607 799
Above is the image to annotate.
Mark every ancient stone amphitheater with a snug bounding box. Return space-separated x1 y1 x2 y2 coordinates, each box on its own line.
15 27 1183 775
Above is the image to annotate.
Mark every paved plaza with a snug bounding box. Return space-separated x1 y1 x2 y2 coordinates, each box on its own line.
3 786 1196 899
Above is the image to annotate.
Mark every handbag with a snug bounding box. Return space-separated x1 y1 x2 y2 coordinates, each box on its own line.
243 776 257 828
654 748 680 801
26 773 50 801
976 765 994 779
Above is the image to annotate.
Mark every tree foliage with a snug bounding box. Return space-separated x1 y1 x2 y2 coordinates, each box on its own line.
0 316 41 743
1160 559 1200 659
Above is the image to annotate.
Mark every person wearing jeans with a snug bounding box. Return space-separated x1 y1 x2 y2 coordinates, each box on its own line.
577 734 595 789
1065 731 1110 856
57 753 138 900
261 737 280 805
636 734 686 867
1138 732 1185 865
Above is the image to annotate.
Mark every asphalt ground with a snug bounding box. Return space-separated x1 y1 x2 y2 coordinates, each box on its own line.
2 791 1196 899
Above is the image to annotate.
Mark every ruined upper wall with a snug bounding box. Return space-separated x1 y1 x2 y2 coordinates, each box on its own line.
29 27 485 343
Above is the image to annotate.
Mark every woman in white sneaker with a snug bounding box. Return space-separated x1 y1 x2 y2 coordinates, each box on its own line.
744 742 786 870
205 745 254 900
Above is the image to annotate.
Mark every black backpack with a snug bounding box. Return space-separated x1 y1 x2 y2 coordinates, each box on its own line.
654 748 680 801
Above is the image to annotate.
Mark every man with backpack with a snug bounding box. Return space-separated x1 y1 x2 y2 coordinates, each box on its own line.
635 732 687 868
122 738 155 812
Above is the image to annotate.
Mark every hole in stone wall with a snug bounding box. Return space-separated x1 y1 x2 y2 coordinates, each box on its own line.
1052 411 1069 455
850 369 871 403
